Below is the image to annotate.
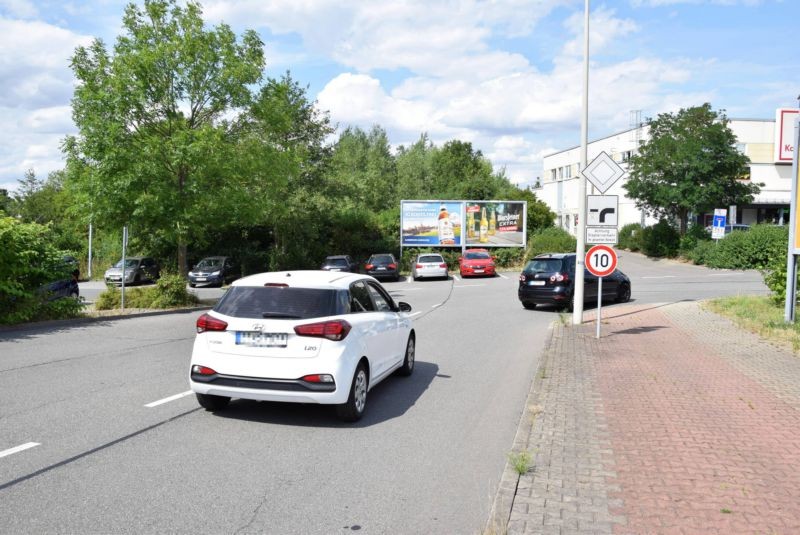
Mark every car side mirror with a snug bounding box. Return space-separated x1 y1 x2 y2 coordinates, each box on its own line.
398 301 412 312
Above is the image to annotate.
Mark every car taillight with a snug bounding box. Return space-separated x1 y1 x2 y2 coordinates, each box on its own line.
365 264 374 270
294 320 351 341
301 374 335 383
388 263 397 269
192 365 217 376
549 272 569 283
196 313 228 333
415 264 423 269
519 274 526 282
439 263 447 268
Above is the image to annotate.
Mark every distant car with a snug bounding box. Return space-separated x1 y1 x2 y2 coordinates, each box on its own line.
188 256 240 288
189 270 415 422
411 253 448 281
320 255 359 273
517 252 631 310
104 256 160 286
364 254 400 281
458 249 496 277
43 267 80 300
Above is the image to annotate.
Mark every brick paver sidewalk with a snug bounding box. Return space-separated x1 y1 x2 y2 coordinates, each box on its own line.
496 301 800 535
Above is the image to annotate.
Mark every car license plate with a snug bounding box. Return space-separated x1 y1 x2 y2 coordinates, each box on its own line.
377 266 386 270
474 269 484 273
196 277 207 281
530 280 545 286
236 332 288 347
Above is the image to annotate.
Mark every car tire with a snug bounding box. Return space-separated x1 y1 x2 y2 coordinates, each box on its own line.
195 393 230 411
412 275 419 281
522 301 536 310
397 334 415 376
616 283 631 303
337 363 368 422
189 283 196 288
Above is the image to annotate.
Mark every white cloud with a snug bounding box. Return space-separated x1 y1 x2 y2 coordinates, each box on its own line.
0 0 38 19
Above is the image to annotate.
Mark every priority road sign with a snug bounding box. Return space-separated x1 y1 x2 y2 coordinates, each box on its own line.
582 152 626 194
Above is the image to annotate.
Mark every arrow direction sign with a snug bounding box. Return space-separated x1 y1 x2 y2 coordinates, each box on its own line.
587 195 618 227
582 151 626 194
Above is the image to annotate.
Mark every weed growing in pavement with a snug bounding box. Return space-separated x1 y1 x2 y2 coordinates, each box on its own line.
705 296 800 353
721 508 733 514
508 451 533 475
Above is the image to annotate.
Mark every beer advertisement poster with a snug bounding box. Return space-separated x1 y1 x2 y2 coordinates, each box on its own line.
464 201 526 247
401 201 463 246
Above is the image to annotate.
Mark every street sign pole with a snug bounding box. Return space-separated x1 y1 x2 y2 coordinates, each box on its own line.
573 0 590 326
586 245 617 339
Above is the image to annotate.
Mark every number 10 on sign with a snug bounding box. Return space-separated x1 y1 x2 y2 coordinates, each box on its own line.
585 245 618 338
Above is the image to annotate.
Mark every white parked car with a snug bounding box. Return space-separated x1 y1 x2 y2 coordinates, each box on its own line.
189 270 415 421
411 253 449 281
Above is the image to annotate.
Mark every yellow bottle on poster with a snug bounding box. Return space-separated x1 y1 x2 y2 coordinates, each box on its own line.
479 207 489 243
489 206 496 236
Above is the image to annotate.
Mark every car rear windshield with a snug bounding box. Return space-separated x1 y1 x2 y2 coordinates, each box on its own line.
524 258 569 273
370 255 394 263
465 252 490 260
214 286 347 319
419 255 443 263
326 258 348 266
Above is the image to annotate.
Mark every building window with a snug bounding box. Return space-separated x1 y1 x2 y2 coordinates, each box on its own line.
622 150 633 162
558 167 563 179
565 165 572 178
550 169 557 181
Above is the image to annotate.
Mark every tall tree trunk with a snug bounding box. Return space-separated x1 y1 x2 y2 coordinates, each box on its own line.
178 242 188 276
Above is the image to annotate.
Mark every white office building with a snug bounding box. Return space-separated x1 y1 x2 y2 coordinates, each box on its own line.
535 109 797 234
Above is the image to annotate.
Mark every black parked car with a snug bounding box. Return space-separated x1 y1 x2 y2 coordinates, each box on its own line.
188 256 240 287
320 255 359 273
518 253 631 310
364 253 400 282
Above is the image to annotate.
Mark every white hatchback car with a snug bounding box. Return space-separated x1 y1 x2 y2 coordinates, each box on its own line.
411 253 449 281
189 271 415 421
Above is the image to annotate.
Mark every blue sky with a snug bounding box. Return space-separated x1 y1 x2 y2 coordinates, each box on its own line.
1 0 798 194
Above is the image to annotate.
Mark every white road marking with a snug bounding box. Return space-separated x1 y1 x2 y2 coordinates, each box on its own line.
432 303 441 308
145 390 193 408
0 442 40 459
497 273 509 279
409 311 422 317
453 275 461 281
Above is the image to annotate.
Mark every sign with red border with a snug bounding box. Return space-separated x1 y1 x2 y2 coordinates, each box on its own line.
585 244 617 277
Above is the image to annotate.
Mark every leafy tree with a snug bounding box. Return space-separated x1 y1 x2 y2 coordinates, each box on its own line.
64 0 265 274
327 126 397 210
396 135 435 200
0 189 11 214
624 103 759 235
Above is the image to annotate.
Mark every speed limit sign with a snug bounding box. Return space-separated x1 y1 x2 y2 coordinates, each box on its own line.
585 244 617 277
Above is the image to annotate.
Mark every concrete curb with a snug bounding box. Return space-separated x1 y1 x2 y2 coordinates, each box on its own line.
0 305 213 334
485 320 559 534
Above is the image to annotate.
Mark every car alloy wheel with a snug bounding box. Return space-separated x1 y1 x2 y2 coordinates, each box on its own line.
337 363 368 422
398 335 415 376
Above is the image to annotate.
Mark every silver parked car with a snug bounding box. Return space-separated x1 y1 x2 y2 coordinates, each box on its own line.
104 256 160 286
411 253 449 281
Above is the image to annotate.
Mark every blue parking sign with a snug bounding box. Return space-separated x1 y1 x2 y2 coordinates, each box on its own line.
712 209 727 239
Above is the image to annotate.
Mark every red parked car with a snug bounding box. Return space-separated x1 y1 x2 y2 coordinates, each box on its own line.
458 249 496 277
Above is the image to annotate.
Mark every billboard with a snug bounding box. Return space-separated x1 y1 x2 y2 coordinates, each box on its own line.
401 200 526 247
401 201 463 246
775 108 800 163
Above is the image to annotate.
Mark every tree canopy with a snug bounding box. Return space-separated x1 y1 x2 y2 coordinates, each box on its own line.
624 103 759 234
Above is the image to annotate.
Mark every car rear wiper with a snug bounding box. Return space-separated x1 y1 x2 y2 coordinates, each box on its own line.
261 312 302 319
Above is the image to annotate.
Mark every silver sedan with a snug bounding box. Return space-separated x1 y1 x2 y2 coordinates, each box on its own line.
411 254 449 280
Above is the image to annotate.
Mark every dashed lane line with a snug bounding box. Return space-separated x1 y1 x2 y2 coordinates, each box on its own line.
0 442 40 459
145 390 193 408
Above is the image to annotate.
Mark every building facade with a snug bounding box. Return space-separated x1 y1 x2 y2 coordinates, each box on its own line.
536 109 797 235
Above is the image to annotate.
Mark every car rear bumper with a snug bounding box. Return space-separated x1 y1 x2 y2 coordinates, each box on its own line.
460 267 495 277
366 270 398 280
414 268 448 279
517 285 571 305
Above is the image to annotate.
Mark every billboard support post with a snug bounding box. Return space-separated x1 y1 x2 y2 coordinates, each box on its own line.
784 117 800 323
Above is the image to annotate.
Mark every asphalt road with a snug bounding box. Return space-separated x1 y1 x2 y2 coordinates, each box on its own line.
1 255 769 534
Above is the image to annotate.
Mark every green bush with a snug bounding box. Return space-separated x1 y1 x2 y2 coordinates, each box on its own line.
679 224 711 257
0 215 84 324
686 240 715 265
95 273 198 310
526 227 576 260
639 220 680 258
705 224 788 270
618 223 643 251
761 255 799 306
